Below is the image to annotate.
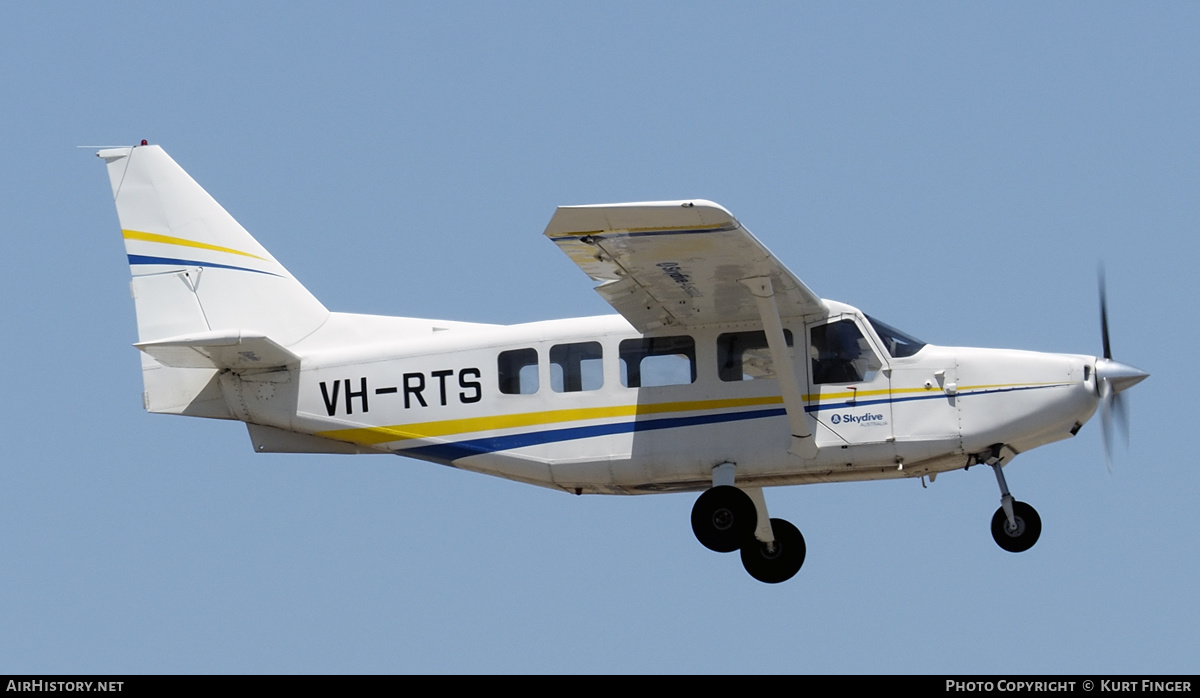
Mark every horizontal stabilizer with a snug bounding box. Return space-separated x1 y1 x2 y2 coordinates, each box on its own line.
246 423 372 454
135 330 301 371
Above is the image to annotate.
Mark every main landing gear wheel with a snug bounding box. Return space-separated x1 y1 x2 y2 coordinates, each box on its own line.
691 485 757 553
740 518 806 584
991 501 1041 553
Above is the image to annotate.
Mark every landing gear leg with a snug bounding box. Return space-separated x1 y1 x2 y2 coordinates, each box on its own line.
691 465 806 582
989 458 1041 553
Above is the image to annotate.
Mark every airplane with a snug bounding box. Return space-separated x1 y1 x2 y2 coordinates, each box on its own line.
97 142 1148 583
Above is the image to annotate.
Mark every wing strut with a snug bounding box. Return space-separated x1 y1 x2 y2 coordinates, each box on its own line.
740 276 818 460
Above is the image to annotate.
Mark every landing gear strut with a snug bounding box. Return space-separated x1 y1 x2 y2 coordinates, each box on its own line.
691 469 806 583
987 451 1041 553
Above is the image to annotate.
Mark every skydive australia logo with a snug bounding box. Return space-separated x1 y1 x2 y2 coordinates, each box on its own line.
830 412 886 426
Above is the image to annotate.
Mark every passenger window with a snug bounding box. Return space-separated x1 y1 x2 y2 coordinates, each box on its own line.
619 336 696 388
551 342 603 392
498 348 539 394
718 330 793 381
810 320 882 384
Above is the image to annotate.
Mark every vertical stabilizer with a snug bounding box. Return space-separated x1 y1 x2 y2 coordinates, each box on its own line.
100 144 329 417
100 145 329 347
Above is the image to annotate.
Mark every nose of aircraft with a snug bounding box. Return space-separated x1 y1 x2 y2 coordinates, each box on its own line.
1095 358 1149 396
1093 357 1148 470
1092 272 1147 468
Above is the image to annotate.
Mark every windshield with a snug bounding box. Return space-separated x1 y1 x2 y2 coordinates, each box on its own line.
866 315 927 358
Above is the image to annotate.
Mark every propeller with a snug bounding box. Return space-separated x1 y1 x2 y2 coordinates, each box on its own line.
1094 269 1149 469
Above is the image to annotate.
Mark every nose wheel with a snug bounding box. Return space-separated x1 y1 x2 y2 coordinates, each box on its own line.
991 501 1041 553
985 450 1042 553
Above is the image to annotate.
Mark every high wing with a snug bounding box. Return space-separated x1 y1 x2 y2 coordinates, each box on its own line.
544 200 825 332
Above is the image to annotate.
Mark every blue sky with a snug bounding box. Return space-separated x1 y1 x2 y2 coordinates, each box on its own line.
2 2 1196 673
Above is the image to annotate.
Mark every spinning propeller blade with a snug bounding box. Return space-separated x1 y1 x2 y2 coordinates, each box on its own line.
1094 269 1148 470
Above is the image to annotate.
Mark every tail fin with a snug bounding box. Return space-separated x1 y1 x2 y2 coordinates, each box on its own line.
100 144 329 416
100 145 328 346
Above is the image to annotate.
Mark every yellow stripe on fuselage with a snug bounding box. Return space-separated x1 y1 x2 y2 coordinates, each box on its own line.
803 387 891 402
316 395 784 446
805 380 1070 403
123 230 266 260
317 380 1075 447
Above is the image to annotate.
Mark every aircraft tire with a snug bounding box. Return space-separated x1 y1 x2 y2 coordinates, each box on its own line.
691 485 757 553
990 501 1041 553
740 518 805 584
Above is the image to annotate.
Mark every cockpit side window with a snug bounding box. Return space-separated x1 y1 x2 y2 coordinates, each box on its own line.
810 320 882 384
866 315 927 358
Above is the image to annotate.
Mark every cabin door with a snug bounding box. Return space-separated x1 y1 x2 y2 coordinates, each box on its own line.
804 316 895 452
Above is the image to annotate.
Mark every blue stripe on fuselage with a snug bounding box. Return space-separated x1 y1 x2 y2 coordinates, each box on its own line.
400 406 787 462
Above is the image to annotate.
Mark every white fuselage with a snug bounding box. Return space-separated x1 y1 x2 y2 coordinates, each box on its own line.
219 302 1099 495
